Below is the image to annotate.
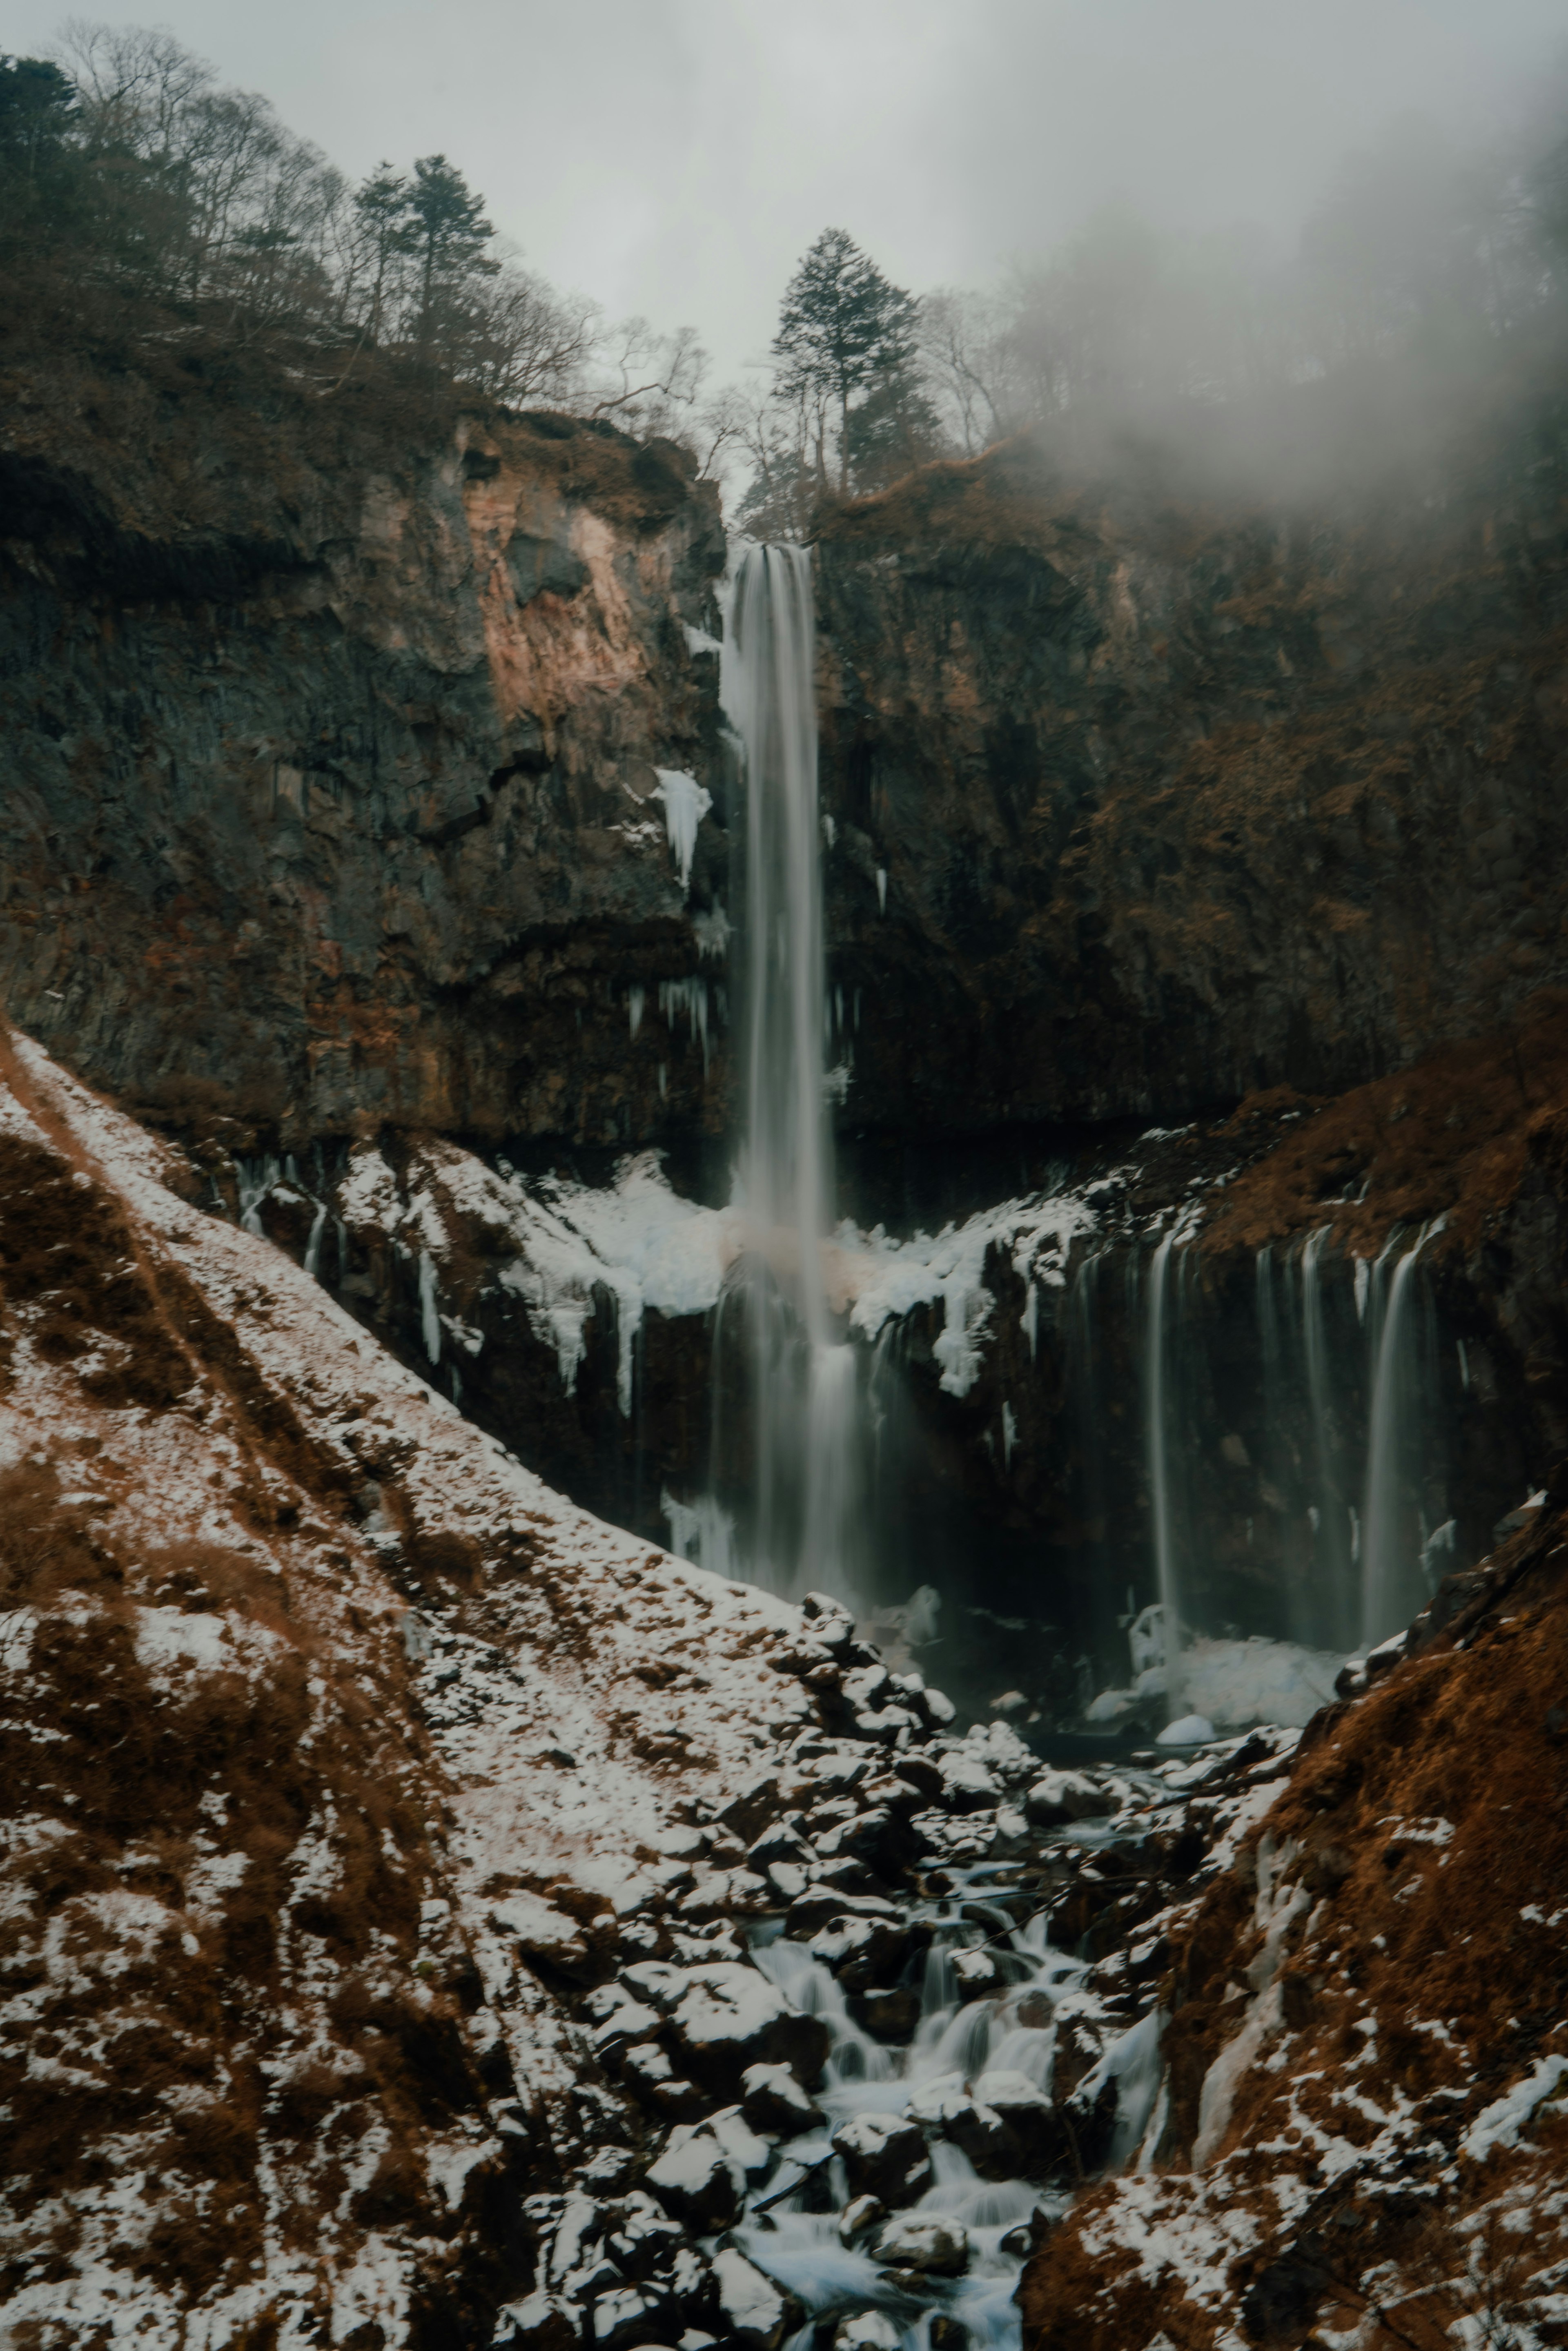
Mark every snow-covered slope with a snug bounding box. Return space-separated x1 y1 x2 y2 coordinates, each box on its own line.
0 1031 813 2345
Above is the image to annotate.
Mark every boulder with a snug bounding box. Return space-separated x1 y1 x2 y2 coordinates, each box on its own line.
937 1753 1002 1814
814 1805 920 1879
667 1962 830 2095
709 2247 803 2351
801 1593 856 1654
644 2125 744 2233
718 1774 782 1845
951 1948 1003 2000
490 1892 594 1982
939 2068 1111 2184
603 2193 685 2280
837 2192 884 2244
741 2061 823 2137
875 2214 970 2276
830 2113 933 2208
746 1820 813 1872
848 1986 922 2043
584 2283 678 2351
786 1887 900 1939
620 2040 705 2117
1023 1770 1114 1827
495 2292 581 2351
807 1913 925 1992
834 2314 902 2351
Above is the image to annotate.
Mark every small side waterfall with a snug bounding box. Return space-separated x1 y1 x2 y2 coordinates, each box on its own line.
1361 1224 1437 1649
722 542 862 1600
1300 1225 1354 1649
1144 1231 1184 1714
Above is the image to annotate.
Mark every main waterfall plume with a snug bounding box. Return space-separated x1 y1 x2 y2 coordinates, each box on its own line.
721 542 862 1600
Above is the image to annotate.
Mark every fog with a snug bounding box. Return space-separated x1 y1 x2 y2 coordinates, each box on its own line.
2 0 1562 384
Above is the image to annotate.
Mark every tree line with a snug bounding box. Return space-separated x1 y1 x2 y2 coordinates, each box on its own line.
3 22 1566 521
0 22 708 434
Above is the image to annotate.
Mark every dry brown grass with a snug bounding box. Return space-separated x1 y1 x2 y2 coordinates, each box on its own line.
1200 988 1568 1260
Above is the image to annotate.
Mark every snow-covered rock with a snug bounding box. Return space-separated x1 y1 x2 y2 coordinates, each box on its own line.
830 2113 933 2207
874 2213 970 2275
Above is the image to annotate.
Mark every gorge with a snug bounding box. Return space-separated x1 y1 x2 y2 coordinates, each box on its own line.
4 328 1568 2351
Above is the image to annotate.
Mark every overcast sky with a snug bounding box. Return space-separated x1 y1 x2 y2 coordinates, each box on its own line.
4 0 1564 381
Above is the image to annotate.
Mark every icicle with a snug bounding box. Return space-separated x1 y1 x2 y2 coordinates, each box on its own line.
875 867 887 914
658 977 710 1072
628 984 645 1039
651 769 712 892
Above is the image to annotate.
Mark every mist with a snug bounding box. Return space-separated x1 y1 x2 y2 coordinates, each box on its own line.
1 0 1562 375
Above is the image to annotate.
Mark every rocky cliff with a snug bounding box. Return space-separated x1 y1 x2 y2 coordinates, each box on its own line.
812 394 1568 1144
0 350 730 1147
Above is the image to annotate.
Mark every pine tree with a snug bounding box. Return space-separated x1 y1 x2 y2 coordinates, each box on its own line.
406 152 497 349
773 227 918 493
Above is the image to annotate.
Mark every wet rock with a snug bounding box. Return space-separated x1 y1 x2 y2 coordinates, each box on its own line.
667 1962 830 2095
786 1887 900 1938
644 2124 745 2233
838 2193 884 2245
929 2319 969 2351
710 2246 803 2351
807 1912 926 1992
848 1986 923 2043
875 2214 970 2276
951 1947 1004 2000
834 2314 902 2351
831 2113 933 2208
741 2060 823 2137
940 2070 1072 2182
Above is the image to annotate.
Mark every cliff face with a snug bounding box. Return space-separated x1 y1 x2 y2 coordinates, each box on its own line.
812 405 1568 1140
0 357 729 1146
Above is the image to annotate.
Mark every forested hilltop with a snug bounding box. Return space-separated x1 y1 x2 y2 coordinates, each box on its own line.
4 25 1568 527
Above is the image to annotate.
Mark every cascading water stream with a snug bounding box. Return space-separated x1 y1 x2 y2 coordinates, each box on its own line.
721 543 862 1600
1144 1231 1184 1715
737 1857 1162 2351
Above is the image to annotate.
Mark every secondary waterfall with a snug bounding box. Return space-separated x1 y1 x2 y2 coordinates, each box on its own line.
1144 1231 1184 1714
1361 1223 1436 1648
722 542 862 1600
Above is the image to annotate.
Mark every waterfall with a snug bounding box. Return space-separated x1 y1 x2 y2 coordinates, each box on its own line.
722 543 860 1600
1299 1224 1353 1648
1360 1224 1435 1649
1145 1232 1184 1712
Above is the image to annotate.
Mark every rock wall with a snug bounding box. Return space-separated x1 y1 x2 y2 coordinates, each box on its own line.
811 403 1568 1142
0 358 729 1145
